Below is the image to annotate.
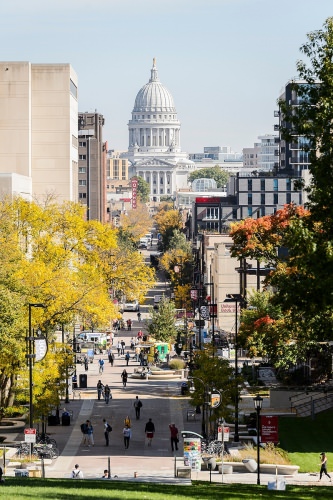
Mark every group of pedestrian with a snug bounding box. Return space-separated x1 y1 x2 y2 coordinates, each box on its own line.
96 380 112 404
80 420 94 447
117 340 126 356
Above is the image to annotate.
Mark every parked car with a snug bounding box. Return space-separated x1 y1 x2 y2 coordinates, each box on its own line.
123 299 139 312
138 242 147 249
153 295 163 309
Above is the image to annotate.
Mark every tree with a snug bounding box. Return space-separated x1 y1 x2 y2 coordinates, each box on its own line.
154 209 183 250
146 297 178 342
119 202 152 242
188 165 229 188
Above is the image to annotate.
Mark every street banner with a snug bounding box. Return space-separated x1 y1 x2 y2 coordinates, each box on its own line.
35 337 48 362
261 415 279 443
211 393 221 408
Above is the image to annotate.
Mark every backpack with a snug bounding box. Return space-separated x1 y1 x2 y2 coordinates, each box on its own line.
106 423 112 432
80 423 87 433
99 359 104 366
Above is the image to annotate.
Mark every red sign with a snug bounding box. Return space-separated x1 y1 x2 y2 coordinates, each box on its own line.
260 415 278 443
131 179 138 209
24 428 36 434
195 197 223 204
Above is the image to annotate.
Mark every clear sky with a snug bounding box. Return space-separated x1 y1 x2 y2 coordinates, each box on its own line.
1 0 333 154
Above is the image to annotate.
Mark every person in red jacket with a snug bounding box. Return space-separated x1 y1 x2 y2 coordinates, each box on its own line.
169 423 179 452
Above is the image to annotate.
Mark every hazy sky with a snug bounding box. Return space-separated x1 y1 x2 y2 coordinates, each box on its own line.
1 0 333 154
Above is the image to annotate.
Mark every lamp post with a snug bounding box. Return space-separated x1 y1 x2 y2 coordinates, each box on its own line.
253 395 263 485
27 303 45 453
61 324 70 404
204 281 216 357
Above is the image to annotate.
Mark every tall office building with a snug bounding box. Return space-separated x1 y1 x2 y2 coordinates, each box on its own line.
0 62 78 201
78 112 107 222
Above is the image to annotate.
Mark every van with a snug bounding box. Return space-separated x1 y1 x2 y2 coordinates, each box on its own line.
153 295 163 309
76 332 107 344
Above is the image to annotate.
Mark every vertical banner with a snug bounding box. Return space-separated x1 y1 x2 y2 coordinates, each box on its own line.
183 437 201 471
131 178 138 209
260 415 279 443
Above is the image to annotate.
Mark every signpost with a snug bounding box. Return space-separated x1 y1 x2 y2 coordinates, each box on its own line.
24 428 36 443
217 424 229 483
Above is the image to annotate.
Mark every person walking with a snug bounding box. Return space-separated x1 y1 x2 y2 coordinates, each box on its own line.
117 341 121 356
134 395 143 419
96 380 104 400
319 452 332 481
121 340 125 355
123 424 132 449
137 311 141 322
125 351 130 366
80 421 88 445
108 348 112 364
84 355 89 371
169 423 179 452
103 418 112 446
98 358 105 374
104 384 111 404
71 464 83 479
110 352 114 366
124 415 131 428
145 418 155 446
121 369 128 388
86 420 94 447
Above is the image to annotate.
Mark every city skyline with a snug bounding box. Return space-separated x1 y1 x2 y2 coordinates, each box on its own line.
1 0 333 155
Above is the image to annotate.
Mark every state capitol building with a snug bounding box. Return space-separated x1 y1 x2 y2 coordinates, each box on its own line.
125 58 195 202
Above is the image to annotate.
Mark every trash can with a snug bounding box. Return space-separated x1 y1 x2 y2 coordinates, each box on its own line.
48 414 59 426
79 373 87 388
181 382 188 395
62 413 71 426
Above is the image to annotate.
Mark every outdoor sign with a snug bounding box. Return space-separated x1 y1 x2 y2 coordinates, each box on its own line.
24 428 36 443
35 337 48 362
183 437 201 471
131 178 138 209
200 305 210 320
217 425 229 442
210 393 221 408
190 289 198 301
261 415 279 443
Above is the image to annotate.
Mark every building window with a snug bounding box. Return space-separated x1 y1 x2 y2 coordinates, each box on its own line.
248 179 252 191
79 155 86 160
206 207 219 219
232 208 237 219
79 167 86 173
148 115 151 119
70 79 77 99
153 115 156 119
261 206 266 216
79 141 86 147
248 193 253 205
261 179 265 191
274 193 278 204
160 176 163 185
153 136 157 146
79 193 86 199
167 175 170 184
286 178 291 191
273 179 278 191
286 192 291 204
261 193 265 204
79 180 86 186
248 206 253 217
159 115 162 119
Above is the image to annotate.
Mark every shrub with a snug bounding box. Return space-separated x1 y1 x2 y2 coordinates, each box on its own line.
3 406 28 419
225 443 291 465
169 359 185 370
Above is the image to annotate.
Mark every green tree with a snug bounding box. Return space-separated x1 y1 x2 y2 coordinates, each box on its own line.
146 297 178 342
188 165 229 188
132 176 150 203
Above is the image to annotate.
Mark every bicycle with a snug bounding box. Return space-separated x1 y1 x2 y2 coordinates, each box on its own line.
34 443 59 459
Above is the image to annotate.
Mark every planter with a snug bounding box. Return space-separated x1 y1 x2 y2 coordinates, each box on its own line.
218 464 233 474
28 468 42 478
242 459 258 472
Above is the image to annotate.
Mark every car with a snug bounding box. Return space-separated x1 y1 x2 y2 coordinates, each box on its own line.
153 295 163 309
123 299 139 312
138 242 147 249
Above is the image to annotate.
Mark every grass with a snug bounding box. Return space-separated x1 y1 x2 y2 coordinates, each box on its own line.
279 409 333 473
0 479 331 499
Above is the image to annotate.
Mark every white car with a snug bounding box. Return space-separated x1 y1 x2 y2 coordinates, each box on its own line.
123 299 139 312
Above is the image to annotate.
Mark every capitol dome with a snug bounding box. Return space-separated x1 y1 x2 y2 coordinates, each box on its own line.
133 59 176 113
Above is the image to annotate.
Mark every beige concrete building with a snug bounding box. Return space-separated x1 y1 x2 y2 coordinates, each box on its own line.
0 62 78 202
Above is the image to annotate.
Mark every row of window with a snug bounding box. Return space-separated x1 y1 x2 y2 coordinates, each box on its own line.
247 179 292 191
134 114 175 120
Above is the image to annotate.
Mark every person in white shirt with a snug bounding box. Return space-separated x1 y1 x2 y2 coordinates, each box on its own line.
71 464 83 479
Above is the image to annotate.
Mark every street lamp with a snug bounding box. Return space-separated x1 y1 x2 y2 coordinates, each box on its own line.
27 303 45 452
253 395 263 485
204 282 217 357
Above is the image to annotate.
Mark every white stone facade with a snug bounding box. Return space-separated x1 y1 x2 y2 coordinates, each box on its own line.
126 59 194 201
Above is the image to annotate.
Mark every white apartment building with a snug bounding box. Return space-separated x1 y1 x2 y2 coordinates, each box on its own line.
0 62 78 202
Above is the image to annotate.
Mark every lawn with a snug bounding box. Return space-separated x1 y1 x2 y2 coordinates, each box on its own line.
0 479 331 499
279 409 333 473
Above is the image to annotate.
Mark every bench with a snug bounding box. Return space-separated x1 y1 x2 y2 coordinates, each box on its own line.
187 410 196 421
176 466 191 478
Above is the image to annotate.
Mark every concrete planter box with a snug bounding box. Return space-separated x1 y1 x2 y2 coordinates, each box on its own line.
220 461 299 475
218 464 233 474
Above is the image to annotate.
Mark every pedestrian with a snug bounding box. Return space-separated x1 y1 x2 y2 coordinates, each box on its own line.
135 345 140 362
84 355 88 371
71 463 84 479
86 420 94 446
102 469 110 479
97 380 104 400
137 329 143 341
121 369 128 387
121 340 125 355
134 395 143 419
80 421 88 445
110 352 114 366
169 423 179 452
125 351 130 366
124 415 131 428
123 424 132 449
130 337 135 350
103 418 112 446
98 358 104 374
104 384 111 404
108 348 112 363
127 319 132 331
145 418 155 446
319 452 332 481
117 341 121 356
137 311 141 322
